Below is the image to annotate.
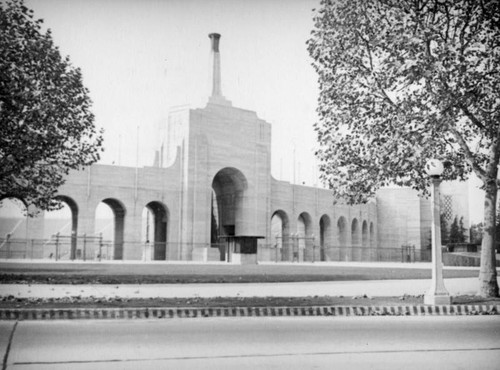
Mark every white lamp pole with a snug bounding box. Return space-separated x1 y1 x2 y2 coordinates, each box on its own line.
424 159 451 305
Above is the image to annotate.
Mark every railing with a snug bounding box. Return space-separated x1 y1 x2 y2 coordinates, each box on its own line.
0 237 431 263
0 237 225 262
0 234 114 261
258 243 431 263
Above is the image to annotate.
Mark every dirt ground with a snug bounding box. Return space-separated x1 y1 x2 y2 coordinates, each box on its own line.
1 295 499 310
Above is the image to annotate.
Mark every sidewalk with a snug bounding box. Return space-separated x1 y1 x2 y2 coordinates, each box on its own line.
0 277 489 299
1 277 499 321
1 263 499 320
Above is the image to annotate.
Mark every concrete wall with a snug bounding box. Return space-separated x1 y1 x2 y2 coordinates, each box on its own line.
376 188 423 250
376 182 470 251
54 157 183 259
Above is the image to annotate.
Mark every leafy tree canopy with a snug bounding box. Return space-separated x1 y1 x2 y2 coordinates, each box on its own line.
308 0 500 203
440 213 449 244
0 0 103 212
449 216 460 243
308 0 499 296
470 222 483 244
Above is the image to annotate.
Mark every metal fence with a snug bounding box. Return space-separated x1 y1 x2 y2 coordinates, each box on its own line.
0 234 115 261
0 236 227 262
258 243 431 263
0 236 431 264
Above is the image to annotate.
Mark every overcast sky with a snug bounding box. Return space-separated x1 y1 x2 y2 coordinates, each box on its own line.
26 0 321 186
9 0 484 223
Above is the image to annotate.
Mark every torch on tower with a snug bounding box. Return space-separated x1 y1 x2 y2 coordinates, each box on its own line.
208 33 231 106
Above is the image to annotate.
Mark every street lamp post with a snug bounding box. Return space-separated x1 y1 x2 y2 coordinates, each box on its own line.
424 159 451 305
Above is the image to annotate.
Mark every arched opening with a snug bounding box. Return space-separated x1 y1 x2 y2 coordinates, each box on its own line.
0 197 28 259
362 220 369 261
297 212 312 262
271 210 289 261
142 201 169 261
337 216 348 261
351 218 360 261
211 167 247 261
96 198 125 260
45 196 79 260
211 167 247 238
319 214 331 261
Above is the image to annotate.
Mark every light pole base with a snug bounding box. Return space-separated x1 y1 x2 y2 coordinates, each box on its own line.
424 292 451 305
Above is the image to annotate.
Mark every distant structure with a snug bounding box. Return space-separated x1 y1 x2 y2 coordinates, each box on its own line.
0 33 469 263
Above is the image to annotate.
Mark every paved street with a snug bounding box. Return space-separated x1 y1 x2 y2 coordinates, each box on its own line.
2 316 500 369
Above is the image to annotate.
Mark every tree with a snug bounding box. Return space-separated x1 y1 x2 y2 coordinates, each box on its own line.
459 216 466 243
0 0 103 212
496 203 500 252
470 222 483 244
449 216 460 243
308 0 499 297
440 213 449 246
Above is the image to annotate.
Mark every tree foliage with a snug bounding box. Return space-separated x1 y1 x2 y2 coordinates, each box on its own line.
440 213 449 245
308 0 499 200
308 0 499 296
470 222 483 244
449 216 460 243
459 216 466 243
442 215 467 245
0 0 103 212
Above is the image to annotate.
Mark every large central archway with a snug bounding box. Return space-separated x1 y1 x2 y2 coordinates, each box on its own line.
211 167 248 239
211 167 248 261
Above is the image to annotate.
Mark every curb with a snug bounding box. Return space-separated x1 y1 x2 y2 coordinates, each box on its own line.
0 305 498 320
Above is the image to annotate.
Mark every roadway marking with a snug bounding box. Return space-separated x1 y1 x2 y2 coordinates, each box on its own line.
11 347 500 366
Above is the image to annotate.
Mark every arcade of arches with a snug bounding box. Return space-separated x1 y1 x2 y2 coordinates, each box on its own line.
1 193 376 262
271 210 375 262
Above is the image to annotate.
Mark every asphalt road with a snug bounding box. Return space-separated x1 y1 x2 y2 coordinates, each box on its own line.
2 316 500 369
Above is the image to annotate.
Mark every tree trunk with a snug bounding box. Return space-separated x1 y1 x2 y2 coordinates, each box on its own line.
478 179 499 297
